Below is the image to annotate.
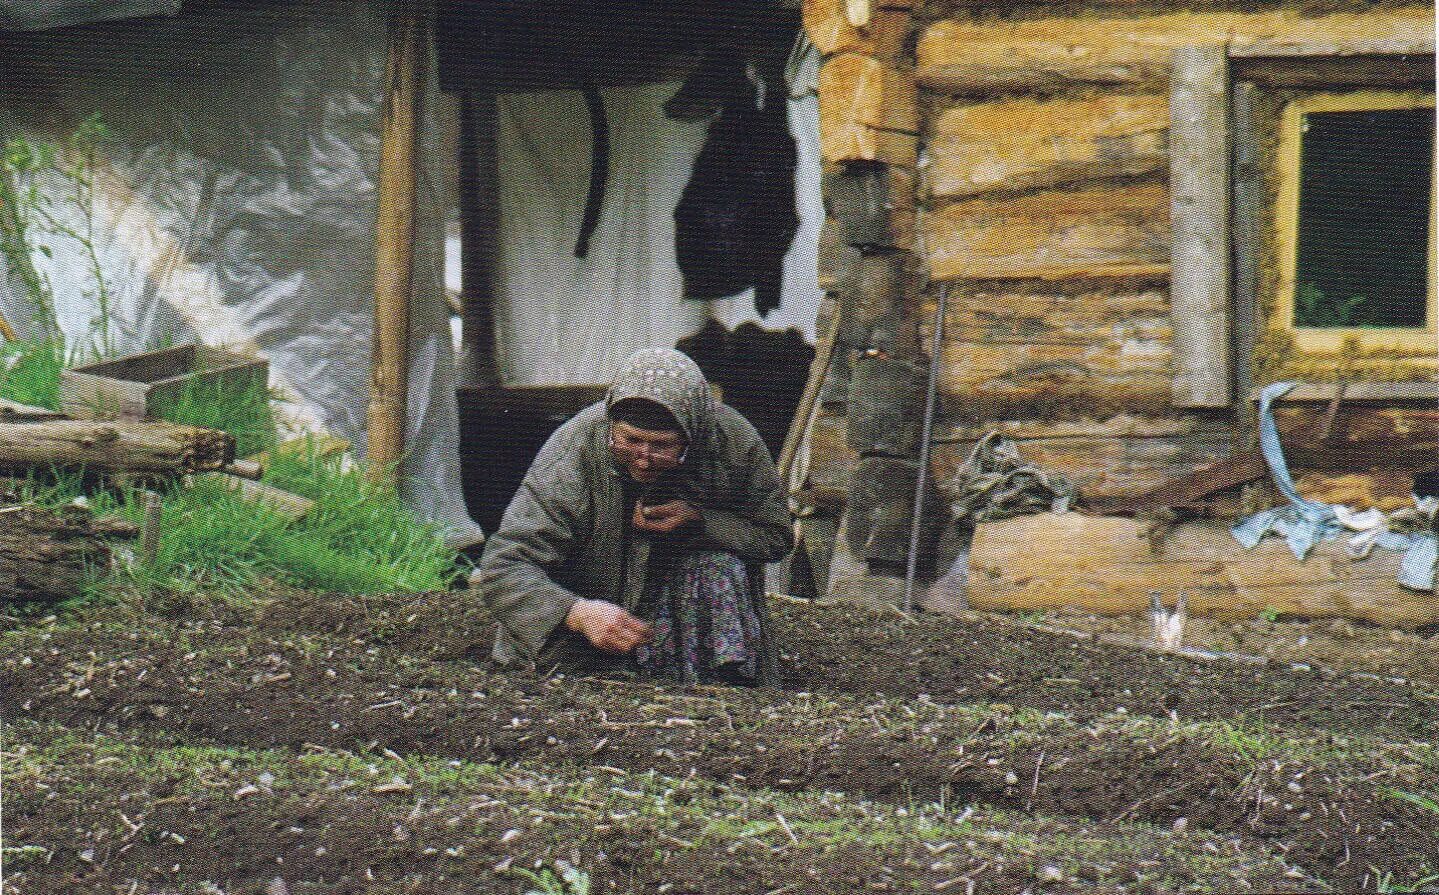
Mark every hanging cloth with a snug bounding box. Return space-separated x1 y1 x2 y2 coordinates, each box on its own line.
674 73 799 316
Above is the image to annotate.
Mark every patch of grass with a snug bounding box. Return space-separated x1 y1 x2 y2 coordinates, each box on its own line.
261 442 454 592
1385 787 1439 816
112 461 453 595
149 372 278 458
0 338 71 410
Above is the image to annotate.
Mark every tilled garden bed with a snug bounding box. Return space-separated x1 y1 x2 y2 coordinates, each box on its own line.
3 589 1437 893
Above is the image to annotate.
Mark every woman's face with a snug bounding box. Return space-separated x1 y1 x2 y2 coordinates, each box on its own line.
609 421 687 484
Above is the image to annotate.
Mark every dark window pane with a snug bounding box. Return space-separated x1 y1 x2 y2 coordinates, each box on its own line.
1294 106 1433 328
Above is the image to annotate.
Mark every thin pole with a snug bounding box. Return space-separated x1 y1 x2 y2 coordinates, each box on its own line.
903 281 947 612
457 90 500 387
367 0 426 485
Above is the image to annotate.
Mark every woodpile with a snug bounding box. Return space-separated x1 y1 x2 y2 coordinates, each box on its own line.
0 419 234 474
0 500 138 610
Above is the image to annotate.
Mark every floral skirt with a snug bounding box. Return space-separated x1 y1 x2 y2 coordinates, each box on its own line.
633 549 761 684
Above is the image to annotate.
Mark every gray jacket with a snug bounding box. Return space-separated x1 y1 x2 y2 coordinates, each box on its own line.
480 349 792 664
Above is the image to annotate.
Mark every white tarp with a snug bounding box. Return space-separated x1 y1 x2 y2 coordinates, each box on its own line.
0 0 484 547
491 55 823 385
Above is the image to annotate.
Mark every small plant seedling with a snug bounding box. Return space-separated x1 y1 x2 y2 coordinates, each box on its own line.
508 861 590 895
1257 606 1281 624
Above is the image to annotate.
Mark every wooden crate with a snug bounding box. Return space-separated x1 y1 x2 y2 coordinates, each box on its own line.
60 344 267 421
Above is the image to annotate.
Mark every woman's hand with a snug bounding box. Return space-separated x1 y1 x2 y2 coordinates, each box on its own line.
565 599 652 654
632 499 702 534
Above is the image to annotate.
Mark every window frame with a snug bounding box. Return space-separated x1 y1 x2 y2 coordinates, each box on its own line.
1273 90 1437 355
1166 42 1439 408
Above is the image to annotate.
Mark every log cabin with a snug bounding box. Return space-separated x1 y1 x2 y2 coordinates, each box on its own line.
800 0 1438 624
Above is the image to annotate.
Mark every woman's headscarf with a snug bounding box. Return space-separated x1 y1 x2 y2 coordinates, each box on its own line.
604 348 717 495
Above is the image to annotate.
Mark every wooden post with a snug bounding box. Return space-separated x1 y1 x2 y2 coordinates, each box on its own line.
368 0 427 485
1169 45 1233 408
457 90 501 387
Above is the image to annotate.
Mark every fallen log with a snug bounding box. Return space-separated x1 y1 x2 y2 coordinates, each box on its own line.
0 502 138 609
0 420 233 474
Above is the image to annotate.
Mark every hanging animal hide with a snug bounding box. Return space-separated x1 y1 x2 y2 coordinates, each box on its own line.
674 78 799 316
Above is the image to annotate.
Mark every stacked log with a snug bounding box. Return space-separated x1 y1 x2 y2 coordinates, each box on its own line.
0 420 234 474
806 0 937 596
0 501 138 610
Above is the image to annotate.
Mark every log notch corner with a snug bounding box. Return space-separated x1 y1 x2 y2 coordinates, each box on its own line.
806 0 936 598
1169 45 1233 409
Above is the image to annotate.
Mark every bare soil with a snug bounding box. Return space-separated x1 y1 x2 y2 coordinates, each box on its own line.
3 588 1436 894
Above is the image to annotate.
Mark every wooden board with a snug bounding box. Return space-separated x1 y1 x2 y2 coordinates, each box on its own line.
245 434 352 467
924 184 1171 282
916 9 1434 94
934 432 1236 500
825 164 916 251
190 472 315 521
1168 45 1232 408
818 54 918 165
59 344 266 421
967 513 1438 628
0 420 234 474
927 94 1169 199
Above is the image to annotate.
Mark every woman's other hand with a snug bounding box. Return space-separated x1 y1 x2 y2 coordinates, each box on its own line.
632 500 702 534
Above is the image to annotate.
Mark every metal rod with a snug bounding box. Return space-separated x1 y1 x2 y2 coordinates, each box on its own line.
903 282 947 612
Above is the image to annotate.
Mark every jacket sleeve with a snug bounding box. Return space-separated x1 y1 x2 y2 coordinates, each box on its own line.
478 435 589 661
693 414 793 563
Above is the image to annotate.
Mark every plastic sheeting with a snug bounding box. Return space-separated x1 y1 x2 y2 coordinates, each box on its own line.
0 0 483 546
0 0 178 32
492 51 823 385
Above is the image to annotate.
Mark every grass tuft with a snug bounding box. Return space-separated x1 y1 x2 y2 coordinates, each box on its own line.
149 372 278 458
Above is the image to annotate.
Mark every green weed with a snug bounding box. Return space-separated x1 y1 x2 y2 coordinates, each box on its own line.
149 372 278 458
508 862 591 895
1385 787 1439 817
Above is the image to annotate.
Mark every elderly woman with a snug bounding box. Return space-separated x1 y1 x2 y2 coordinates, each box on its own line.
479 349 792 684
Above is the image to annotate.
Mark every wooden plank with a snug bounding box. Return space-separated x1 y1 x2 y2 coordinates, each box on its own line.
0 420 234 473
245 434 351 466
1230 37 1436 58
0 399 65 421
1168 45 1232 408
191 472 316 522
929 286 1173 348
916 9 1435 95
1230 80 1262 415
927 94 1169 199
924 184 1171 282
967 514 1439 627
836 252 909 348
818 54 919 165
1231 53 1437 88
824 163 916 250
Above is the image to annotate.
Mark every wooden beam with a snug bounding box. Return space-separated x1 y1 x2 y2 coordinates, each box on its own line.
818 54 918 165
1228 37 1436 58
968 513 1439 628
924 184 1171 283
1248 381 1439 402
927 94 1169 199
368 0 427 486
1168 45 1232 408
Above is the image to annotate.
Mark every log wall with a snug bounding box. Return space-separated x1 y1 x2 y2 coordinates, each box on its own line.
914 3 1433 497
804 0 1435 600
